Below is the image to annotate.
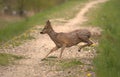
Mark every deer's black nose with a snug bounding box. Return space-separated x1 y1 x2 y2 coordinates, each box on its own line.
40 32 43 34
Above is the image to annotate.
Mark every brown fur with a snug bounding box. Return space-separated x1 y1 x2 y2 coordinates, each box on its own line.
40 20 93 58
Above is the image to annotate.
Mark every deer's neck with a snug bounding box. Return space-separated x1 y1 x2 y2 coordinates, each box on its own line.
47 28 58 40
47 27 61 47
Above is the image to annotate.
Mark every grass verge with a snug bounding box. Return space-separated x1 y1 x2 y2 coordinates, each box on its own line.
87 0 120 77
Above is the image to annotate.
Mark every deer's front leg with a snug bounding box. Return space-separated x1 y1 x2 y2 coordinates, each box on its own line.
59 44 66 58
45 46 59 58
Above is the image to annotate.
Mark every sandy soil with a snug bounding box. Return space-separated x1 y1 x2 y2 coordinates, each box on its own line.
0 0 107 77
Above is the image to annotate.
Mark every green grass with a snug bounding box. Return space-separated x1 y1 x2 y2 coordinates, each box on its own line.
60 59 83 69
87 0 120 77
42 58 83 70
0 19 11 28
0 53 23 66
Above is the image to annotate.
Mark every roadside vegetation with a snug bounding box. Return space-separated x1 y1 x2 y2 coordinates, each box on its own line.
0 0 66 16
87 0 120 77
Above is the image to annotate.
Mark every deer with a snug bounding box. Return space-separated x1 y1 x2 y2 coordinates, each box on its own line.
40 20 93 59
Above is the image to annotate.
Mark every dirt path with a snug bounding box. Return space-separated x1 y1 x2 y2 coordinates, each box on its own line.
0 0 107 77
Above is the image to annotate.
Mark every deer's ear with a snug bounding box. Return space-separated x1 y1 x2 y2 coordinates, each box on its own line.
46 20 51 25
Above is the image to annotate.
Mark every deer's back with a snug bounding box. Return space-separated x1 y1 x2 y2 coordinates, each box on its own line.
56 29 91 47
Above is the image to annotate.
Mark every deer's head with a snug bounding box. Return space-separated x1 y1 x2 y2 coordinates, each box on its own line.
40 20 52 34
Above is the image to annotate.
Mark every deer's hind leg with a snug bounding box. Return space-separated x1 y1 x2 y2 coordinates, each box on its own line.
78 36 93 52
59 44 66 58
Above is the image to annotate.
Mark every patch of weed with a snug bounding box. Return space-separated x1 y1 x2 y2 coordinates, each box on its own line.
87 0 120 77
0 53 23 66
60 59 83 69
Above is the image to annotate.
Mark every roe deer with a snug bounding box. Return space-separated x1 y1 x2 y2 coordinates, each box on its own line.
40 20 93 59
